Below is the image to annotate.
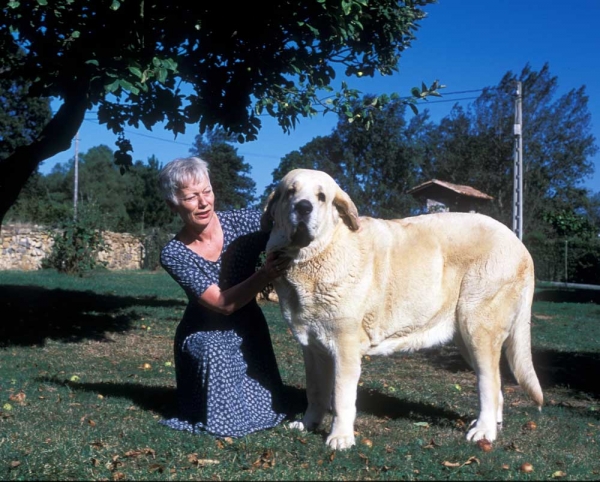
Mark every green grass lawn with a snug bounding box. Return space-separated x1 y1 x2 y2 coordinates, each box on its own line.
1 270 599 480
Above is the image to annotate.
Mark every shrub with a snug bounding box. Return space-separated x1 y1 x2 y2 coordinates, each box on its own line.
42 208 108 275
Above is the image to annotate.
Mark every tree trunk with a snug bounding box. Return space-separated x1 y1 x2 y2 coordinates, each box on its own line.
0 89 89 230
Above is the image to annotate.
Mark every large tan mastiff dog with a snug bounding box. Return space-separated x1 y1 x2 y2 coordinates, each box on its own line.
262 168 543 450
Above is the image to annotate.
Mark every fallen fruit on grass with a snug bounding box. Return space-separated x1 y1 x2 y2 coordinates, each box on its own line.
3 403 13 411
361 438 373 447
142 363 152 370
476 438 493 452
70 375 80 382
523 421 537 431
552 470 567 478
519 462 534 473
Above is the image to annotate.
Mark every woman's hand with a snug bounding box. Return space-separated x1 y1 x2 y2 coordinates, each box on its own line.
263 251 292 281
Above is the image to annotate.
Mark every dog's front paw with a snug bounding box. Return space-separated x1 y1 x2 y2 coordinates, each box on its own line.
466 419 497 442
288 420 307 431
326 433 355 450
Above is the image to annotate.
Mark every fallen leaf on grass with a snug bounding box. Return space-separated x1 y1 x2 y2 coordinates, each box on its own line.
504 442 524 453
423 439 440 449
112 472 126 481
252 450 275 469
552 470 567 478
187 453 220 467
9 392 26 404
123 448 156 459
149 464 165 473
442 457 480 469
413 422 430 428
10 461 21 469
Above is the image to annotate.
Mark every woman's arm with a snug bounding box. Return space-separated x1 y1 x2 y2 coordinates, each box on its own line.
198 251 289 315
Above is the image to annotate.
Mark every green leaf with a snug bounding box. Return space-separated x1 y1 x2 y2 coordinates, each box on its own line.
163 58 178 71
128 66 143 78
36 0 48 5
110 0 120 11
85 59 99 66
119 79 139 95
104 79 120 93
156 68 168 83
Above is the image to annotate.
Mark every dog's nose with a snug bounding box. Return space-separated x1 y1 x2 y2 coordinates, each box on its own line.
294 199 313 216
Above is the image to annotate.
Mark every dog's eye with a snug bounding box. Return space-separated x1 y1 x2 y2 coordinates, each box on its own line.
317 192 326 203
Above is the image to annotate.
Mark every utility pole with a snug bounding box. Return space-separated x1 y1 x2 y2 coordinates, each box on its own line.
73 131 79 221
512 81 523 240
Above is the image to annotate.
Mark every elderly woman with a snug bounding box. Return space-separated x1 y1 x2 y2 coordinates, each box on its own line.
158 156 289 437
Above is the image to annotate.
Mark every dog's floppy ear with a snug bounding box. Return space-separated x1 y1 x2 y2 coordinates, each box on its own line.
333 186 360 231
260 189 281 232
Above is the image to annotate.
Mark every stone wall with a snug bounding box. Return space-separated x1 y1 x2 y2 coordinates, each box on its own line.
0 224 145 271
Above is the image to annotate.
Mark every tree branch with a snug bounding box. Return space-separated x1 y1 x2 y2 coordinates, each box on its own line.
0 87 89 228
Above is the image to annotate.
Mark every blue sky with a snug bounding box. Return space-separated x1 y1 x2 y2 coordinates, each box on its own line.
41 0 600 198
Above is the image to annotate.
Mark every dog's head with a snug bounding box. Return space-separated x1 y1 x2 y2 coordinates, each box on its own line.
261 169 360 253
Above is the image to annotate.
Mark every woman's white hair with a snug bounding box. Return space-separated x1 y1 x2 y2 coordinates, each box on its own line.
158 157 210 205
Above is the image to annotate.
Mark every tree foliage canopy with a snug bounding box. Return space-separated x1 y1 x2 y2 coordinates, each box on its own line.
0 53 51 160
0 0 441 226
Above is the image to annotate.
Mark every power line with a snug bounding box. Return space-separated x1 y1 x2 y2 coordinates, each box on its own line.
66 86 492 149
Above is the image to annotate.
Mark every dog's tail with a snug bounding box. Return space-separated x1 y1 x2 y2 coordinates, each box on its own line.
504 276 544 410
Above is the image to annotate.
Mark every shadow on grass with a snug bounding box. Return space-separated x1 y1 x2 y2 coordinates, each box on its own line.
37 375 462 429
534 288 600 304
422 344 600 400
532 349 600 399
0 284 185 347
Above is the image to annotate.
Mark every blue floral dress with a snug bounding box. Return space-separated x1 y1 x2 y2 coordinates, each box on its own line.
159 209 286 437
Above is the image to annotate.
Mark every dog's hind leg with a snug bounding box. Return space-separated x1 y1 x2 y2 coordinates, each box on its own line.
454 332 504 430
289 346 334 432
456 299 508 443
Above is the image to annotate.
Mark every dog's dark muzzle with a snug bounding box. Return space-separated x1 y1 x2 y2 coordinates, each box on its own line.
291 221 313 248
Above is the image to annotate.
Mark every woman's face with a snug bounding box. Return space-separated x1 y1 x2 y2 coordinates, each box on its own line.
170 177 216 231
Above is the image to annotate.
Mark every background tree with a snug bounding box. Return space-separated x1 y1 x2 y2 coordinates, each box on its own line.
7 146 176 233
263 97 433 218
190 129 257 210
124 156 177 234
426 63 598 234
0 0 441 227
